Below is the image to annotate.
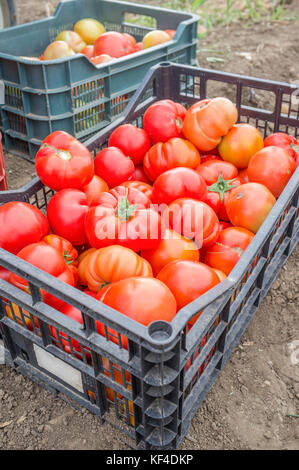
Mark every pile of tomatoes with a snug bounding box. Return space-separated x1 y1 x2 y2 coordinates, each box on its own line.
37 17 176 63
0 96 298 356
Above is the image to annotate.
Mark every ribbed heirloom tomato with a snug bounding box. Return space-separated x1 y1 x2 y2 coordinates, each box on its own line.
157 260 220 325
0 201 49 254
151 167 207 207
182 97 238 151
42 234 78 266
247 146 296 198
96 277 177 350
85 186 165 251
143 99 187 143
163 198 220 248
143 138 201 182
35 131 94 191
141 229 200 276
204 227 255 275
108 124 151 166
78 245 153 292
226 182 276 233
119 180 153 200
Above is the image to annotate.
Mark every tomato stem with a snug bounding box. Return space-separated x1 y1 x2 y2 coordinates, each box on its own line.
116 197 138 221
208 172 238 203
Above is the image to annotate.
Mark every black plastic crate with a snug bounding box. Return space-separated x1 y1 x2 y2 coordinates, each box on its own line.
0 63 298 450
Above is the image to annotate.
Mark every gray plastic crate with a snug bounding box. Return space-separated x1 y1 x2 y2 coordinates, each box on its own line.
0 63 298 449
0 0 198 161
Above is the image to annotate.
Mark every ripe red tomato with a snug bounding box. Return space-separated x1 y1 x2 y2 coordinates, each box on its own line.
226 183 276 233
163 198 220 248
219 221 233 231
196 160 238 186
238 168 249 183
94 32 134 58
143 138 201 182
81 45 94 58
218 124 264 169
9 243 75 309
141 229 200 276
143 99 187 143
205 176 244 222
94 147 135 188
94 184 151 209
0 202 49 254
151 167 207 207
122 33 137 48
42 234 78 266
204 227 255 275
82 175 109 206
119 180 153 200
164 29 176 39
91 54 113 65
35 131 94 191
200 154 221 164
85 188 165 252
157 260 220 324
96 277 177 350
108 124 151 165
47 189 89 246
182 97 238 151
134 42 143 52
247 146 296 198
264 132 299 165
133 165 151 184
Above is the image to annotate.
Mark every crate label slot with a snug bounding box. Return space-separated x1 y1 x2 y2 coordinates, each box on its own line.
33 344 84 393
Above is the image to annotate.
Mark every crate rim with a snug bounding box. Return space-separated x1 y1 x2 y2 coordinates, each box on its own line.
1 62 299 350
0 0 199 67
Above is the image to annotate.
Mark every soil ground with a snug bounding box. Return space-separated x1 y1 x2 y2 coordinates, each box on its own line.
0 0 298 451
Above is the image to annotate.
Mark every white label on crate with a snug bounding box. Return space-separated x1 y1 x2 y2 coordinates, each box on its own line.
0 339 4 365
33 344 84 393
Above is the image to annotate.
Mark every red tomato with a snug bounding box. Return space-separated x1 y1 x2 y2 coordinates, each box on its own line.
96 277 177 350
143 138 201 182
143 99 187 143
182 97 238 151
141 229 200 276
238 168 249 183
35 131 94 191
163 198 220 248
94 32 134 58
119 180 153 200
91 54 113 65
247 146 296 198
218 124 264 169
219 221 233 231
9 243 75 309
81 45 94 58
0 202 49 255
95 185 151 209
134 42 143 52
204 227 255 275
133 165 151 184
264 132 299 165
196 160 238 186
47 189 89 246
108 124 151 165
122 33 137 48
226 183 276 233
164 29 176 39
200 154 221 164
42 234 78 266
82 175 109 206
94 147 135 188
157 260 220 325
151 167 207 207
205 174 244 221
85 189 165 252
